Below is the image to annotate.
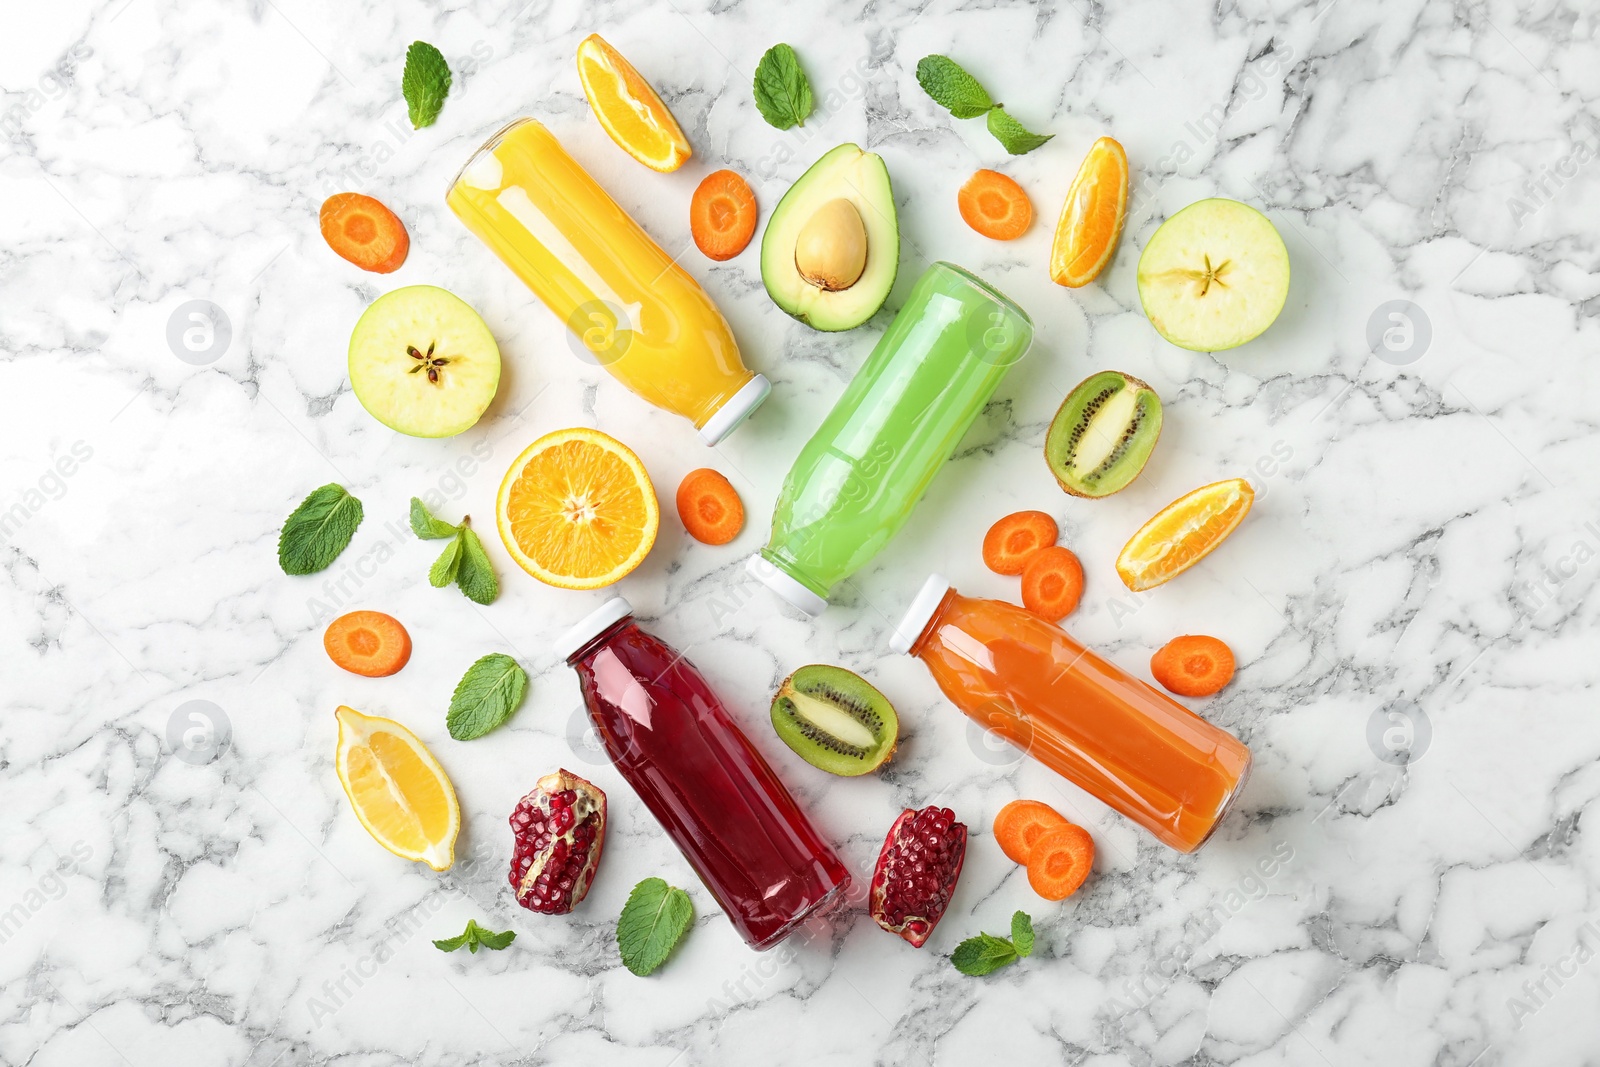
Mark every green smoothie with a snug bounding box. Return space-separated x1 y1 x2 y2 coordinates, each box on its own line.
748 261 1033 615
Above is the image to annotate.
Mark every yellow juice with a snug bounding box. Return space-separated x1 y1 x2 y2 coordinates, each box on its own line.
446 118 768 444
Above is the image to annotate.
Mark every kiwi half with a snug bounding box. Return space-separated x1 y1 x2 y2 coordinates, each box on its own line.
1045 371 1163 498
771 664 898 777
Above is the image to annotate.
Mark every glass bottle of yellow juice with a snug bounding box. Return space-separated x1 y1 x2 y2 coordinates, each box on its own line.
447 118 769 445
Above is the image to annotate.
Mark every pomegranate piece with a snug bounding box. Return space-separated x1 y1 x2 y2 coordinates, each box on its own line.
508 768 607 914
869 805 967 947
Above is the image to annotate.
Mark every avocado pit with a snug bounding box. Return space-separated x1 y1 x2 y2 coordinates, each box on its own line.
794 198 867 292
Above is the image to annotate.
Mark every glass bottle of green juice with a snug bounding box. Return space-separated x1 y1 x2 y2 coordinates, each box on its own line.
747 261 1033 615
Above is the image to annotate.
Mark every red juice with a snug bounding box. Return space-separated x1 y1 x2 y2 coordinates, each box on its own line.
556 599 851 949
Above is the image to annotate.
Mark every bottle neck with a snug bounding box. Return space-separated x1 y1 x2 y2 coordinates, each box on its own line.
907 589 960 657
565 617 634 666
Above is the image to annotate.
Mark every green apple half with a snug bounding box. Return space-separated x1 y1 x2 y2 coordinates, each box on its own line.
348 285 501 437
1136 199 1290 352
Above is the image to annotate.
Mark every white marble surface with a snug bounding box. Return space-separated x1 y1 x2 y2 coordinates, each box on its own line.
5 0 1600 1063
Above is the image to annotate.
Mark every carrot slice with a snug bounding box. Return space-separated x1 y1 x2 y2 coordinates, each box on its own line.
1151 634 1235 697
690 170 758 261
324 611 412 677
1020 545 1084 621
958 169 1033 241
676 468 744 545
982 510 1059 575
994 799 1070 865
319 193 409 274
1027 823 1094 900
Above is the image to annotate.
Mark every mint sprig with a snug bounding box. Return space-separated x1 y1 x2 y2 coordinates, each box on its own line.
915 55 1053 155
410 498 499 605
433 919 516 953
278 484 364 575
447 653 529 741
402 41 452 129
617 877 694 976
753 43 814 130
950 910 1035 976
986 107 1053 155
915 55 993 119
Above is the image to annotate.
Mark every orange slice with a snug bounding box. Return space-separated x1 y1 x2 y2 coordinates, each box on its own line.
576 34 691 173
334 706 459 871
1050 136 1129 288
1116 478 1254 591
496 428 660 589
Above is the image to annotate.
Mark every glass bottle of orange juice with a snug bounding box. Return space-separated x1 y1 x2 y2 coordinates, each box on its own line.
446 118 769 445
890 576 1252 852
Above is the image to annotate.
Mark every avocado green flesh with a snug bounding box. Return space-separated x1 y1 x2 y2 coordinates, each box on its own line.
761 144 899 332
1045 371 1163 498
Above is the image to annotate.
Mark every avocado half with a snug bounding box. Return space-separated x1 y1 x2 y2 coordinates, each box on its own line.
760 144 899 332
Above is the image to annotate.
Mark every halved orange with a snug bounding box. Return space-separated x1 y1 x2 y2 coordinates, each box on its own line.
335 706 459 871
1050 136 1129 288
497 428 660 589
576 34 691 173
1116 477 1254 591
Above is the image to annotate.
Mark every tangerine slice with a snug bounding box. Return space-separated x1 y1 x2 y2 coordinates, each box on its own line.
496 428 659 589
1115 477 1254 591
576 34 691 173
1049 136 1129 288
334 706 459 871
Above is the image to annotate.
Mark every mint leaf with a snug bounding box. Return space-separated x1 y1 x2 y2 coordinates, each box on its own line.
432 929 471 952
1011 910 1034 957
951 932 1019 976
446 653 528 741
617 877 694 976
410 501 497 604
455 525 499 605
429 535 463 587
473 924 517 951
753 43 814 130
916 55 993 119
278 484 364 575
986 106 1052 155
411 497 460 540
434 919 516 953
402 41 452 129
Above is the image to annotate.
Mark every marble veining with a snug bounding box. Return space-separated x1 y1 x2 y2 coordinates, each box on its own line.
4 0 1600 1064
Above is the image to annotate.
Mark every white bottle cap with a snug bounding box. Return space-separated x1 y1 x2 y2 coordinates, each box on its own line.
698 374 771 446
889 574 952 655
552 597 633 662
745 553 828 617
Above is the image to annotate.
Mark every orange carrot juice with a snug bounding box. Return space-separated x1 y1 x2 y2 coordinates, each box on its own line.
446 117 769 444
890 577 1251 852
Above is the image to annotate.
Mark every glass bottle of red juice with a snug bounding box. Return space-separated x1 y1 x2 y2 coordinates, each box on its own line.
555 598 852 949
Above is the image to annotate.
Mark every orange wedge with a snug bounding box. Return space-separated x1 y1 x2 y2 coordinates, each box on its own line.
334 706 459 871
576 34 691 173
1116 478 1254 591
1050 136 1129 288
497 427 660 589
